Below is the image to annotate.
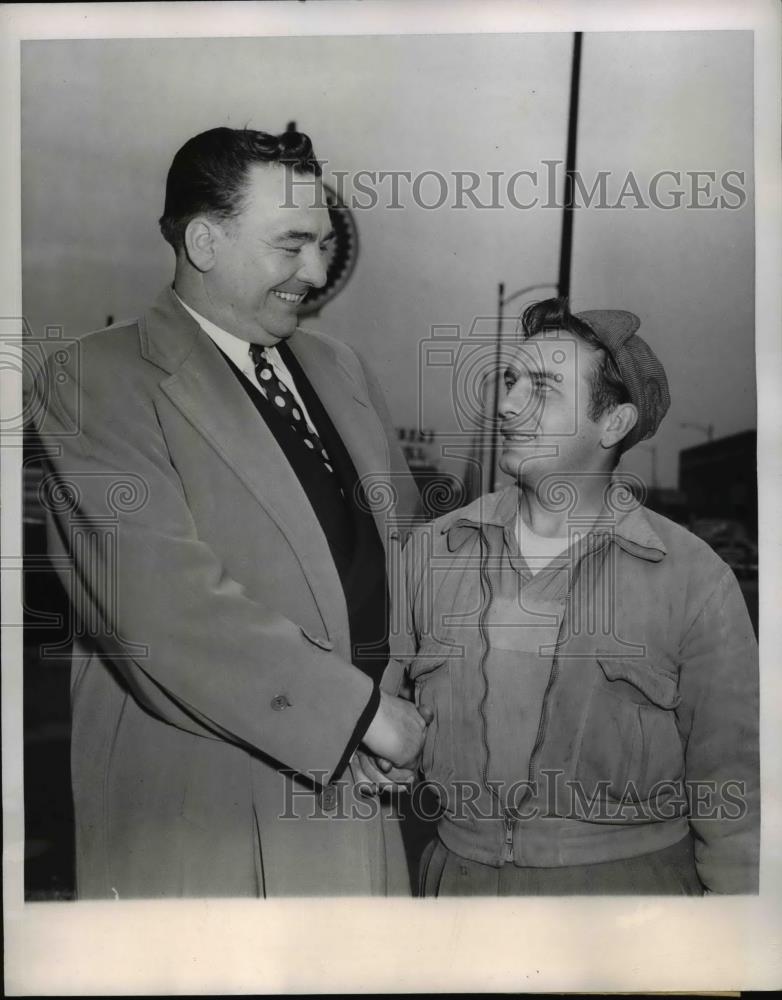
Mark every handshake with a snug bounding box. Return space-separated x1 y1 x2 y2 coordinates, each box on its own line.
355 690 433 795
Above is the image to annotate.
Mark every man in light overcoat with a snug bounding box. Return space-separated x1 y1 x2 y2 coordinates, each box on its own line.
33 126 426 897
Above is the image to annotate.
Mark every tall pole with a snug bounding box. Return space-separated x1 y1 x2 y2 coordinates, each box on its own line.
558 32 583 300
480 33 582 498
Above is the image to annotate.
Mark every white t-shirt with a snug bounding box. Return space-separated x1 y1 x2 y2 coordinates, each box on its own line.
514 512 571 576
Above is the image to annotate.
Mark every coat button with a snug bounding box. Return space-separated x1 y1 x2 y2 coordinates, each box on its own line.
270 694 290 711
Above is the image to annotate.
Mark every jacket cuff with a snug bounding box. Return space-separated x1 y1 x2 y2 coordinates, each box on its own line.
379 657 409 698
328 682 381 783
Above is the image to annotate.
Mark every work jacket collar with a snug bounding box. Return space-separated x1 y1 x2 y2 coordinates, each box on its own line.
442 483 667 563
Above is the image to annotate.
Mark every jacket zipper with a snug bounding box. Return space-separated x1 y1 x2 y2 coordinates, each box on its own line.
503 814 515 862
477 528 495 798
527 534 610 786
477 527 514 865
479 529 611 864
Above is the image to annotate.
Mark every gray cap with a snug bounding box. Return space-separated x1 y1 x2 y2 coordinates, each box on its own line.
575 309 671 452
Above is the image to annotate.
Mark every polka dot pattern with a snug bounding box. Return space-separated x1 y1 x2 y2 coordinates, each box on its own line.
249 343 337 478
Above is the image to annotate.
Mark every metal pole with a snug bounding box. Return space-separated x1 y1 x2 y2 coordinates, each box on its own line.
557 32 583 300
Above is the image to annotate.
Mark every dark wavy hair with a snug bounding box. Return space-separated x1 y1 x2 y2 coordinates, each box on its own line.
158 127 322 252
519 296 630 423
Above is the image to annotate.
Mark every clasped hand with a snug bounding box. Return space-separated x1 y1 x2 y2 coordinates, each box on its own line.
357 691 433 794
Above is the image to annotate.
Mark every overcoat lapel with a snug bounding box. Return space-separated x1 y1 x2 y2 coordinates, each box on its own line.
140 288 349 639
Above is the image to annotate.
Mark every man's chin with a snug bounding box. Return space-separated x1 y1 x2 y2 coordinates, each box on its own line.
499 447 550 484
498 454 527 484
260 316 298 341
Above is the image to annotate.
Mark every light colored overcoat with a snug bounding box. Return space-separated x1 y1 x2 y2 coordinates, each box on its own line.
35 287 419 897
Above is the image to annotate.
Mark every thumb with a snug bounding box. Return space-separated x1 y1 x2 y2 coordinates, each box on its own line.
376 757 392 773
417 704 434 724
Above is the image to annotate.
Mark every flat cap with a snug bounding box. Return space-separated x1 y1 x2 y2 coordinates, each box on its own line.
575 309 671 452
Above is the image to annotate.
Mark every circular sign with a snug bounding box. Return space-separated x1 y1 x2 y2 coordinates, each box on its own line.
298 182 359 316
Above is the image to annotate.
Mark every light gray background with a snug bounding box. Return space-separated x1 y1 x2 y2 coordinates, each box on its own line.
21 31 754 489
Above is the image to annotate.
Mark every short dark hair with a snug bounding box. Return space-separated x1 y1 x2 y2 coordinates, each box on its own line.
158 127 322 252
519 296 630 423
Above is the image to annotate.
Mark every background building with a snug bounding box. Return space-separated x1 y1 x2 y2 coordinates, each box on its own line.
680 429 757 537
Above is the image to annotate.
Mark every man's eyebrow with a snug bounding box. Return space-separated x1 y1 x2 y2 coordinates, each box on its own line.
274 228 336 243
531 368 560 382
505 364 560 382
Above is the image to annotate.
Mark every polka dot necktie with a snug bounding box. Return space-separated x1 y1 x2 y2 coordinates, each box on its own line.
249 344 335 475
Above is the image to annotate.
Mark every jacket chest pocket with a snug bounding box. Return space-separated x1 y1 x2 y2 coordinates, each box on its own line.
574 655 684 803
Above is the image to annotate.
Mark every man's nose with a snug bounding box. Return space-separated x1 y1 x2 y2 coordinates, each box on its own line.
498 382 526 420
297 245 328 289
498 394 515 421
498 382 538 427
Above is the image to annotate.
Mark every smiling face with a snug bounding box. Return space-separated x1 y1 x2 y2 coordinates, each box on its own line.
498 332 614 485
200 163 333 343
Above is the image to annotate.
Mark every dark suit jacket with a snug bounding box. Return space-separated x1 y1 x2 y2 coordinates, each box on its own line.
34 287 420 897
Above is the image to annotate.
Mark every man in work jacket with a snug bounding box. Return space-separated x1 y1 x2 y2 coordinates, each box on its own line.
387 296 758 895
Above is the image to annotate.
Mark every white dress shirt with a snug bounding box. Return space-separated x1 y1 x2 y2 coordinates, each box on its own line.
174 291 319 435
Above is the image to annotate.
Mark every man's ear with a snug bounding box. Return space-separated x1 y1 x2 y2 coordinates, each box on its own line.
601 402 638 450
183 216 222 272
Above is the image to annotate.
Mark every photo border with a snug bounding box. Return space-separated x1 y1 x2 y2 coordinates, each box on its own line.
2 1 780 993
